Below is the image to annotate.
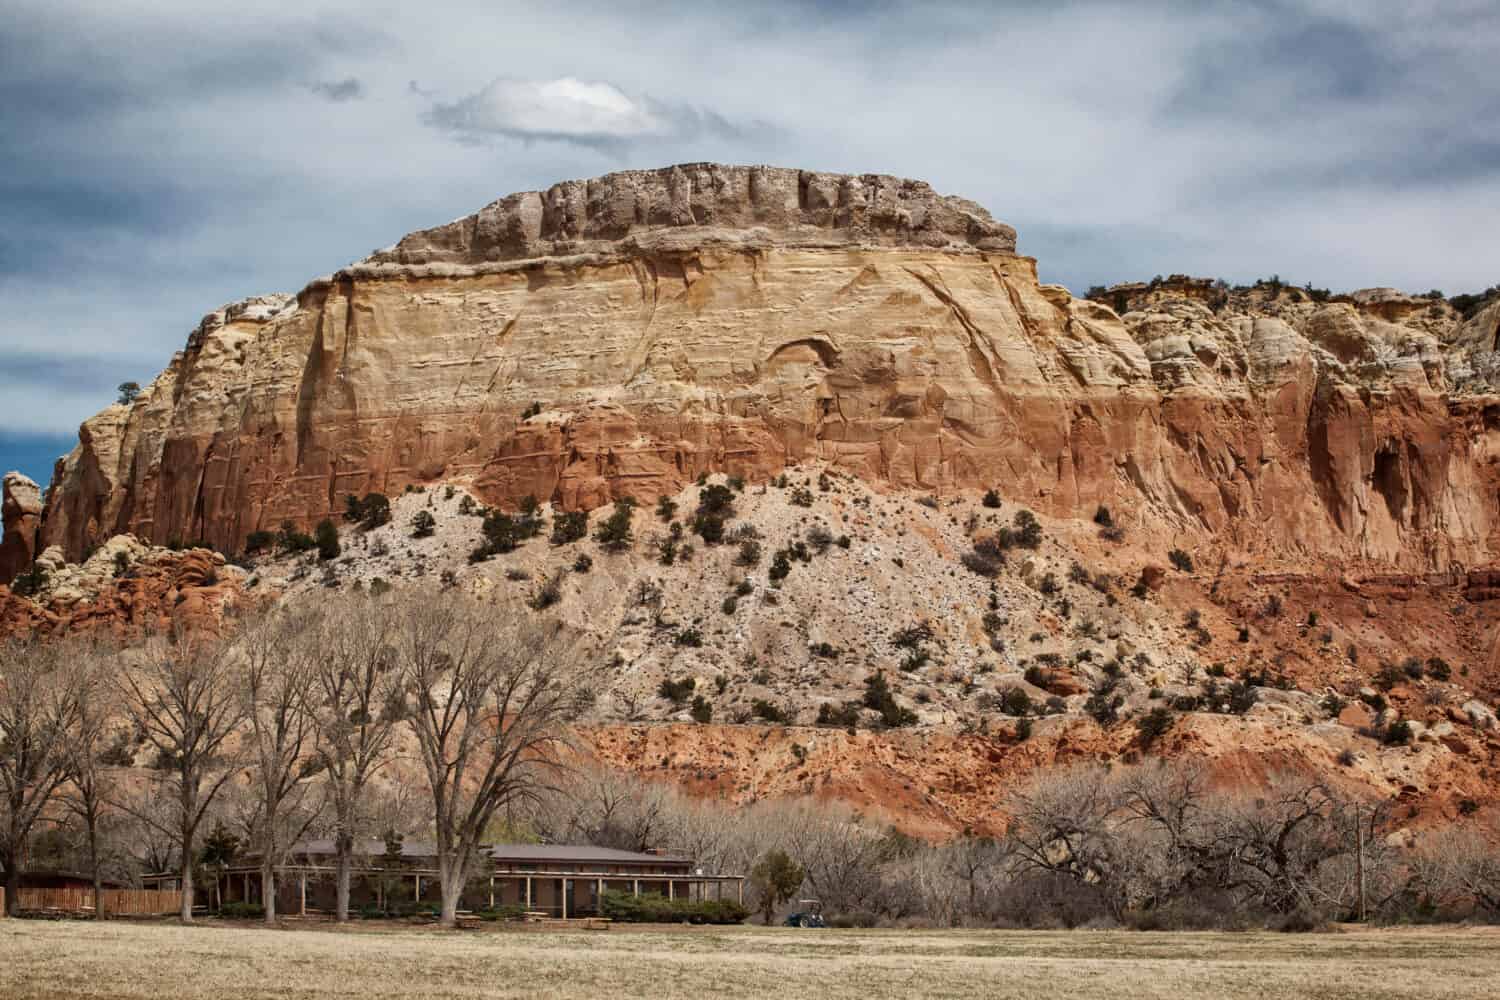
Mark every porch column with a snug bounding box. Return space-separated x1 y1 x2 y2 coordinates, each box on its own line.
299 873 307 917
525 877 531 910
414 874 421 901
737 880 743 906
632 879 639 898
561 879 568 920
668 880 674 901
488 876 495 910
597 878 604 912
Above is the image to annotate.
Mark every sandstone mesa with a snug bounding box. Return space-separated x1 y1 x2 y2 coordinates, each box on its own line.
13 162 1497 576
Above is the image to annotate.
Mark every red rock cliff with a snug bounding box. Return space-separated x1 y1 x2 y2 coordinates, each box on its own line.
30 164 1500 574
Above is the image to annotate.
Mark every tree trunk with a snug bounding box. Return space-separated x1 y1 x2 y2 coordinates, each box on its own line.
262 862 277 923
335 845 352 923
4 859 19 918
437 856 463 928
180 854 195 922
89 825 103 920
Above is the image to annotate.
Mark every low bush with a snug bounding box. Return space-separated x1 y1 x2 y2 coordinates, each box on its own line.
219 901 265 919
551 511 589 545
600 889 748 924
1168 548 1194 573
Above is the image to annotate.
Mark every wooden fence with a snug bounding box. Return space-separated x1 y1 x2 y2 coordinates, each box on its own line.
0 887 182 916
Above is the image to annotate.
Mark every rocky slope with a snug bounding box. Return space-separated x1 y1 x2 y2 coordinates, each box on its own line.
7 163 1500 837
27 164 1500 579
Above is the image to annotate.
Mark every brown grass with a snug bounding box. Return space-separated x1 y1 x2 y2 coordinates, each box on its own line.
3 919 1499 999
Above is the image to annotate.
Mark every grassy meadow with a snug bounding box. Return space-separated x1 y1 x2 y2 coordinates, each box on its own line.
3 919 1500 999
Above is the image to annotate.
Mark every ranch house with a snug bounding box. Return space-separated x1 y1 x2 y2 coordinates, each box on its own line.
146 840 744 918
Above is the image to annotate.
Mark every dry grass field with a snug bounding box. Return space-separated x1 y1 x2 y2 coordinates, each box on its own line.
3 919 1499 999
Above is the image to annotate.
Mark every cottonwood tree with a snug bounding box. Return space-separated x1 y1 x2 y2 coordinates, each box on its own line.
393 591 584 926
1004 763 1128 918
57 646 125 918
304 594 404 922
118 627 247 921
0 638 84 916
240 609 323 923
535 766 672 853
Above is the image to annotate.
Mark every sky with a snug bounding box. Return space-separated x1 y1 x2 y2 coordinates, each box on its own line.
3 0 1499 485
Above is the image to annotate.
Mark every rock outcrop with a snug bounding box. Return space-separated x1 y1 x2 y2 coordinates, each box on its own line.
31 165 1500 577
0 471 42 584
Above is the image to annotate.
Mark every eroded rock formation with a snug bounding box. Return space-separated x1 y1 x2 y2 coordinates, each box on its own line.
29 165 1500 575
0 472 41 584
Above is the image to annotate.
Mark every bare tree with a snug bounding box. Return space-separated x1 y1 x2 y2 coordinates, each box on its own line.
304 594 403 922
535 767 671 853
393 590 584 926
1412 828 1500 918
1004 763 1127 918
241 609 323 923
57 645 124 917
118 627 247 921
0 637 84 916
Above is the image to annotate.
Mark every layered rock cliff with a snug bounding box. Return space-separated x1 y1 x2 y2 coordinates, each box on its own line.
0 472 41 582
26 164 1500 578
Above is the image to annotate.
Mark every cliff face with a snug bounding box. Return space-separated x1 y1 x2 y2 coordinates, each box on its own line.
31 165 1500 575
0 472 41 582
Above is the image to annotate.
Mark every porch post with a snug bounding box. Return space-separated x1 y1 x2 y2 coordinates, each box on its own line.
299 872 307 917
488 876 495 910
414 874 421 901
561 879 568 920
668 880 674 901
597 878 604 913
737 880 743 906
632 879 639 898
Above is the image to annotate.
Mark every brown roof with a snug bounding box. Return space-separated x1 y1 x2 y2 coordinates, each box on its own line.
263 839 692 867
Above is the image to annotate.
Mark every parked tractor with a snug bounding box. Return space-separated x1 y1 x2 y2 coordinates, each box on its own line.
784 899 826 928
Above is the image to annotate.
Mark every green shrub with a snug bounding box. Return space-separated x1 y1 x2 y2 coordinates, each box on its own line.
752 699 790 724
315 519 341 561
817 702 861 727
659 677 696 703
474 904 526 921
244 530 275 554
600 890 748 924
1168 548 1194 572
675 627 704 647
594 502 634 552
690 696 713 723
862 672 916 727
551 511 589 545
1000 687 1032 717
410 509 436 539
219 901 264 919
1136 706 1176 747
982 489 1001 508
344 492 392 530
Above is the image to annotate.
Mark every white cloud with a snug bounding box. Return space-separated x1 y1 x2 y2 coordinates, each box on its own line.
428 77 666 142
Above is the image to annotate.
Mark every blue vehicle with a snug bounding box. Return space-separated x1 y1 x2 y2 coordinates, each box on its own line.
783 899 826 928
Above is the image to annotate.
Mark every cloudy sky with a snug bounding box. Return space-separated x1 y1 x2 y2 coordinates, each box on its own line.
3 0 1499 484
